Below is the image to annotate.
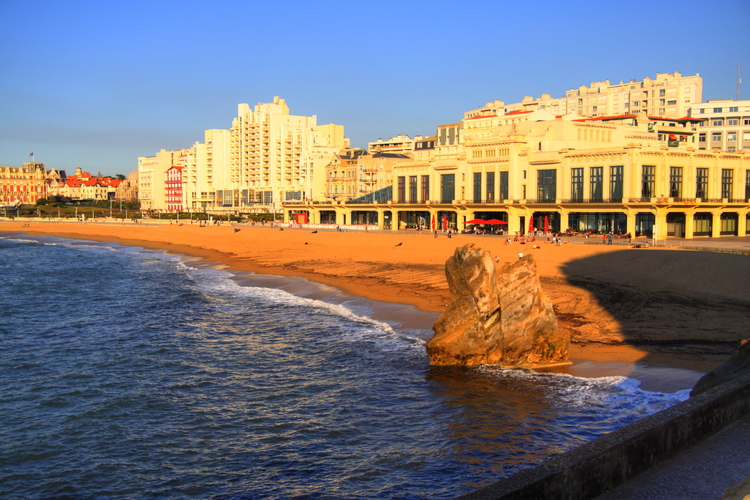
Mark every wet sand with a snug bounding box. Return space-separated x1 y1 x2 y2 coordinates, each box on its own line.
4 219 748 390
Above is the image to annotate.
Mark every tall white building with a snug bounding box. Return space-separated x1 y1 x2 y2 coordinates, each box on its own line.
691 99 750 152
465 72 702 120
230 96 347 206
139 98 347 212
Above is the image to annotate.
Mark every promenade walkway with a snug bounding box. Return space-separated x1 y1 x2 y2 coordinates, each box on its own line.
596 414 750 499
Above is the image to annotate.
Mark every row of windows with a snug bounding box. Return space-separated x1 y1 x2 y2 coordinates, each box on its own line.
702 118 750 126
398 168 750 204
700 107 741 113
471 148 511 159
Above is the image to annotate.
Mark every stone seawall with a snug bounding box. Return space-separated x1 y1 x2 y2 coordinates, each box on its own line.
459 372 750 500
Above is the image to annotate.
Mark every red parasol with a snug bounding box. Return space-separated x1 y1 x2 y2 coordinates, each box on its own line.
484 219 508 225
431 214 435 229
442 214 448 231
529 217 534 233
543 216 549 233
466 218 486 224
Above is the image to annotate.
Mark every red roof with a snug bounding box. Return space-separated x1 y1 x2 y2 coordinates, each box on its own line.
504 110 533 116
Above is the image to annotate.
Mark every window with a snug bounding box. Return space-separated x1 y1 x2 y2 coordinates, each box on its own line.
590 167 603 202
421 175 429 202
712 133 722 142
473 172 482 202
728 132 737 142
693 212 712 236
667 100 677 105
722 169 733 199
669 167 683 198
499 171 508 200
713 107 723 113
397 176 405 203
537 169 556 202
486 172 495 202
699 133 707 142
712 119 724 126
440 174 455 203
610 166 623 201
728 119 739 126
696 168 709 198
729 107 739 112
746 170 750 200
745 119 750 126
409 175 417 203
641 165 655 198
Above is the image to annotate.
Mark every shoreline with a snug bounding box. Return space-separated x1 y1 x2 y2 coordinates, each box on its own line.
4 219 747 391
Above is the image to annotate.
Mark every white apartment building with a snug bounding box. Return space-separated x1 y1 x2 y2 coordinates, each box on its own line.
368 135 419 156
230 97 347 207
179 129 232 212
138 98 346 213
691 99 750 152
465 72 702 120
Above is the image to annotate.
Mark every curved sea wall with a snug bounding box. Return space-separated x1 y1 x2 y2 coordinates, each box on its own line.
458 371 750 500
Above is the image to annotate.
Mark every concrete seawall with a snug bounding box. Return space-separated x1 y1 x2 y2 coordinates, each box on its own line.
459 372 750 500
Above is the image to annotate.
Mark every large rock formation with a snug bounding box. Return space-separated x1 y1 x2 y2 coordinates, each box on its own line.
691 339 750 397
426 244 569 366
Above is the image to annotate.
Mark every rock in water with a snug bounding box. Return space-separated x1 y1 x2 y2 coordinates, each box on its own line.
426 243 569 367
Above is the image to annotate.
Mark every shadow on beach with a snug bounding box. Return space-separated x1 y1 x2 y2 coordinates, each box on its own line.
551 248 750 383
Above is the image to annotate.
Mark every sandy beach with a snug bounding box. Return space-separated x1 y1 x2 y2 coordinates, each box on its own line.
4 219 749 384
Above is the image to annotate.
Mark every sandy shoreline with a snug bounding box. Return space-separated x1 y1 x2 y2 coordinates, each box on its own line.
3 219 748 391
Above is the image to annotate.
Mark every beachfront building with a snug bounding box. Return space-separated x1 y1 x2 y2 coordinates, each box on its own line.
465 72 702 120
691 99 750 152
326 148 368 202
138 98 347 214
283 110 750 240
229 97 348 209
80 177 121 201
180 129 232 213
0 162 47 206
114 171 139 203
138 149 190 211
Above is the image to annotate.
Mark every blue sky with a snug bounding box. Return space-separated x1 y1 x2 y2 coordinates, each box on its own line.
1 0 749 177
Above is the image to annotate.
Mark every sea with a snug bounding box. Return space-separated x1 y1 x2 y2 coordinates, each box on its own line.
0 232 693 499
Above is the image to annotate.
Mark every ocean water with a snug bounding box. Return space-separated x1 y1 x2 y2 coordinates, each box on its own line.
0 233 690 499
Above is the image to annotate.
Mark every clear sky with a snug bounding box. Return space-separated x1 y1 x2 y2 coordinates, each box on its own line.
1 0 749 177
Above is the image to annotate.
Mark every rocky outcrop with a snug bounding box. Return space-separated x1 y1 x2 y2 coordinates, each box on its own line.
426 243 569 366
692 339 750 397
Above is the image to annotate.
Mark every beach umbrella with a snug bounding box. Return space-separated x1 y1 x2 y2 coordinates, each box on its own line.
466 218 485 224
544 216 549 233
442 214 448 231
484 219 508 225
529 217 534 233
431 214 435 229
